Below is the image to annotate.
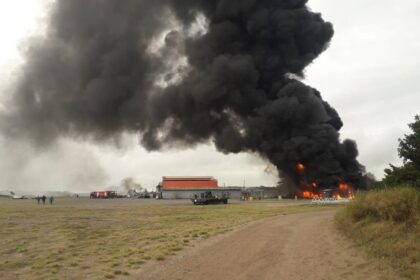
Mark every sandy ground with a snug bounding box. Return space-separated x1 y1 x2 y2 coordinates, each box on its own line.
134 211 399 280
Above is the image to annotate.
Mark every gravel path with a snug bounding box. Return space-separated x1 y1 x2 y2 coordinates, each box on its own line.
135 211 398 280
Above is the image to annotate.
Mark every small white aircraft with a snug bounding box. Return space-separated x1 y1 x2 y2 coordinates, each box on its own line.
10 191 30 199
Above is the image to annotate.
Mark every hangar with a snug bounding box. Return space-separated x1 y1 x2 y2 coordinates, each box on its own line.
162 176 218 189
158 176 242 199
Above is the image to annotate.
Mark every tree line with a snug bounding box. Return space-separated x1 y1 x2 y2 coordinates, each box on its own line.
380 115 420 188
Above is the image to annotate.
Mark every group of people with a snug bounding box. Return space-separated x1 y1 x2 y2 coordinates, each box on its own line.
36 195 54 205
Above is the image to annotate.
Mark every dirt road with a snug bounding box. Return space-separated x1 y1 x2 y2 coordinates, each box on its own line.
135 211 398 280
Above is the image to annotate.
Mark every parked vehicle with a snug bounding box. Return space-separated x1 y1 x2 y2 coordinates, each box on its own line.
191 191 228 205
90 191 118 199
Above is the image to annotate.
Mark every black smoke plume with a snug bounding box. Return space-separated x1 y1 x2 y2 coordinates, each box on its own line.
1 0 366 193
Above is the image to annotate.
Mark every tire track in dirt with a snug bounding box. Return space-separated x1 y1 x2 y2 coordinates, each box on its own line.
134 211 399 280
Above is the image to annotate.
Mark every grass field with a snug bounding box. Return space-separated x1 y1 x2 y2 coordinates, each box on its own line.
0 198 332 280
336 186 420 279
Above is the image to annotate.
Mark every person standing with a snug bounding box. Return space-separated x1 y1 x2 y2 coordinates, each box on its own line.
36 196 41 205
49 196 54 205
41 195 46 205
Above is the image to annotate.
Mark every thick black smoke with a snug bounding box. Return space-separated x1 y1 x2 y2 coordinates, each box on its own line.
1 0 366 192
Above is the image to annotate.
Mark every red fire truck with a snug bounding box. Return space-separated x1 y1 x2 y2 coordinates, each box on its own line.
90 191 118 199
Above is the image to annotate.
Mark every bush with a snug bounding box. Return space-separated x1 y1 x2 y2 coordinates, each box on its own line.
345 186 419 223
336 186 420 279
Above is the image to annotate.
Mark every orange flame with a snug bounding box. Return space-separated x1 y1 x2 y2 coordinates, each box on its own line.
297 163 305 172
302 191 322 199
339 183 349 191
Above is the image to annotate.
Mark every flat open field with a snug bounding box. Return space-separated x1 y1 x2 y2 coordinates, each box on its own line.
0 198 329 280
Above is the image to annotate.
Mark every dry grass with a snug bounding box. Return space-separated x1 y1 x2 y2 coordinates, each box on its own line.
336 186 420 279
0 198 332 280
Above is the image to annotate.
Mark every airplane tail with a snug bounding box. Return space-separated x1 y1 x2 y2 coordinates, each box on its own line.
10 192 15 196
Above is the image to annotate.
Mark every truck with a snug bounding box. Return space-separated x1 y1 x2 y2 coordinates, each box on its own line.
90 191 118 199
191 191 228 205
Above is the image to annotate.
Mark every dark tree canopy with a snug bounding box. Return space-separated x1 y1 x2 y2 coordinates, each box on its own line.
383 163 420 186
382 115 420 187
398 115 420 169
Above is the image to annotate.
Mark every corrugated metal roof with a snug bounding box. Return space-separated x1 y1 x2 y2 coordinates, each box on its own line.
162 187 242 191
163 176 216 181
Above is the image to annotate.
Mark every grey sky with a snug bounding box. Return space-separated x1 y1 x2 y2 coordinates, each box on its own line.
0 0 419 192
307 0 420 179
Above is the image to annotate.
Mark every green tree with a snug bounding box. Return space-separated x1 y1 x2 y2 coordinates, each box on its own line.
383 163 420 186
398 115 420 169
382 115 420 187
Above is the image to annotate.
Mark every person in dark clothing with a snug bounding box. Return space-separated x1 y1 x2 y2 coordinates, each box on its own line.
36 196 41 205
49 196 54 205
41 195 46 205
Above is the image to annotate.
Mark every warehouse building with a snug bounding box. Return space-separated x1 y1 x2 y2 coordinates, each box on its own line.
157 176 281 200
162 176 218 189
158 176 242 199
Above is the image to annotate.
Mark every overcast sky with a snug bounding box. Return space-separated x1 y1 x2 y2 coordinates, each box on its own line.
0 0 419 193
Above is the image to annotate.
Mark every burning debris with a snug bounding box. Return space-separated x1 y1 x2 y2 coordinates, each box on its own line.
121 178 153 198
1 0 366 196
295 163 356 199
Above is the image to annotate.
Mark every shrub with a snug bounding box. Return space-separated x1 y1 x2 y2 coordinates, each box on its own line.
343 186 419 223
336 186 420 279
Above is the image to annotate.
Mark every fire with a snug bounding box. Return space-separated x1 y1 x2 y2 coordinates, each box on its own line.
302 191 311 198
339 183 349 191
337 182 355 199
302 191 322 199
297 163 305 172
294 165 355 200
300 181 355 200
